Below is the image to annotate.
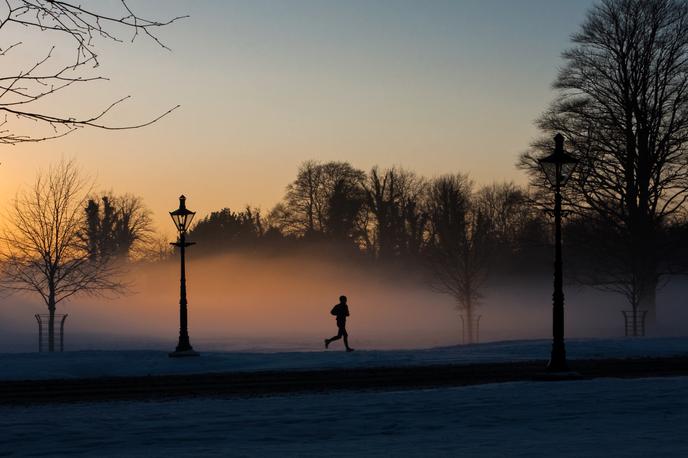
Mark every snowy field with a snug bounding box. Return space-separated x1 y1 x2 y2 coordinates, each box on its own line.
2 376 687 457
1 336 687 381
2 337 688 456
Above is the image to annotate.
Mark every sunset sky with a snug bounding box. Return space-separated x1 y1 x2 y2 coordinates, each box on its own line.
0 0 595 231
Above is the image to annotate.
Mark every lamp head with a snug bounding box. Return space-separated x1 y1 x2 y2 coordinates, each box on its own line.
538 134 578 188
170 195 195 233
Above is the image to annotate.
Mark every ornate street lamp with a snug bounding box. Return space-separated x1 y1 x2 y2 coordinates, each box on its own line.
169 195 199 357
539 134 578 372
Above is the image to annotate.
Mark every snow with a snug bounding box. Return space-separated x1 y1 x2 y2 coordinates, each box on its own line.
2 337 687 455
1 377 687 456
1 336 687 381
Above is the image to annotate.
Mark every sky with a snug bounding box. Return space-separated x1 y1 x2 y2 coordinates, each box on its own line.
0 0 596 232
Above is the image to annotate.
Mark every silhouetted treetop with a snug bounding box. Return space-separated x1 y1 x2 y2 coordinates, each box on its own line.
188 207 264 254
83 193 154 261
270 160 365 241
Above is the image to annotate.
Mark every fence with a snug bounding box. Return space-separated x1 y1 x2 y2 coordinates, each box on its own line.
35 314 68 352
621 310 647 337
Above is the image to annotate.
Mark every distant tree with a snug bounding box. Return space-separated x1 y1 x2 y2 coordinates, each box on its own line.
85 199 100 261
401 182 430 260
271 160 323 236
187 207 264 255
140 233 175 263
271 161 366 242
520 0 688 325
476 183 525 246
363 167 428 261
475 183 548 273
83 193 154 260
364 166 405 259
425 175 492 343
112 194 155 259
0 1 183 145
0 160 122 351
326 178 366 243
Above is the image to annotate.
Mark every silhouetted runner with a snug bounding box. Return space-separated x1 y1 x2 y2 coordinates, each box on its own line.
325 295 354 352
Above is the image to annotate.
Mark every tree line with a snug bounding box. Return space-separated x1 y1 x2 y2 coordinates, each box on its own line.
190 161 549 268
5 147 688 349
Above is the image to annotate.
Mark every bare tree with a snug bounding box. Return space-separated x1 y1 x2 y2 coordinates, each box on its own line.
271 160 325 236
270 160 365 241
84 193 155 260
326 177 366 243
520 0 688 325
474 182 548 272
0 160 123 351
363 166 428 261
477 183 528 246
0 1 184 145
138 232 174 263
426 174 492 344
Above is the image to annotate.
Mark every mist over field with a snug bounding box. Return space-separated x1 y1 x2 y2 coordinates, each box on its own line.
2 252 687 353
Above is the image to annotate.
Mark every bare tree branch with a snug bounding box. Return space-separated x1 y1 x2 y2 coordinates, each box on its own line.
0 0 185 145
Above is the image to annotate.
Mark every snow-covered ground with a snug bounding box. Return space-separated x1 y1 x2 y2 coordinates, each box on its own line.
1 336 687 381
2 376 687 457
2 337 687 456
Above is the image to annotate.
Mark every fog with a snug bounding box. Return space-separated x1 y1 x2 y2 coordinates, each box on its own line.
1 252 688 353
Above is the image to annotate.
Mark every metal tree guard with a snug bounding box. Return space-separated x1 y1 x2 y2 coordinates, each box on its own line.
460 314 482 344
622 310 648 337
35 314 68 352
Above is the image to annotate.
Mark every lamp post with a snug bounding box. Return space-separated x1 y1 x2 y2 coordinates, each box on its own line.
169 195 199 357
538 134 578 372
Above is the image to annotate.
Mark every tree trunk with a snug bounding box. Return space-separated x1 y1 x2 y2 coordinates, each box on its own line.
638 274 657 330
47 288 57 352
635 125 656 330
633 217 657 331
48 304 55 352
464 303 474 344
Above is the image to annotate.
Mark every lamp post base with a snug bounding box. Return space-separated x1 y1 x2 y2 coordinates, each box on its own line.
547 340 568 372
534 371 582 381
546 359 569 373
169 349 200 358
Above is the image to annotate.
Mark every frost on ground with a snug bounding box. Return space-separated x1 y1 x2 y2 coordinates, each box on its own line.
1 377 687 457
1 336 687 381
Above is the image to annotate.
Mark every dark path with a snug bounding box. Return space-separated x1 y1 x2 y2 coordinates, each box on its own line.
1 356 687 405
